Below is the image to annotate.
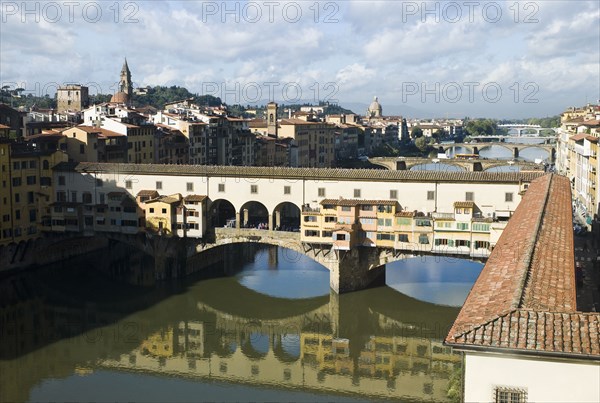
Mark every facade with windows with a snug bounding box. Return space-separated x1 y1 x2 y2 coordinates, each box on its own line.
300 198 506 257
0 139 67 246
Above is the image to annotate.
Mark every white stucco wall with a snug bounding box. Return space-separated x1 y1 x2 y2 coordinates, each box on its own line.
464 352 600 403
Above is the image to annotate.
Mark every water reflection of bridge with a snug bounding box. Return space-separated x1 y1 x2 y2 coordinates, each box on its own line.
0 265 462 402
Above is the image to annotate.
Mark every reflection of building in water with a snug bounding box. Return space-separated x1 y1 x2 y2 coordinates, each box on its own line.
97 316 459 401
141 326 175 359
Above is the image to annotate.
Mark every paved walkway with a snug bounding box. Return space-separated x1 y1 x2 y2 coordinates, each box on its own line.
574 229 600 312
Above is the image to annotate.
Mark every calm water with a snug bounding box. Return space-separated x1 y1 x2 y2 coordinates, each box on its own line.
0 245 483 402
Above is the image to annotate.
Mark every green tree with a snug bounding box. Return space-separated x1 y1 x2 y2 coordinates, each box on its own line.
415 136 429 152
411 127 423 139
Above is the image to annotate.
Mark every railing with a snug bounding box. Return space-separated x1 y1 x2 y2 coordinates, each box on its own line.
214 227 301 241
432 212 454 220
302 206 321 213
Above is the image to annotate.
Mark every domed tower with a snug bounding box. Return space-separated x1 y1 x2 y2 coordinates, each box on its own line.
367 96 382 118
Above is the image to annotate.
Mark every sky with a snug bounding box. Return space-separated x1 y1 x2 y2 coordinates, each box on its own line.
0 0 599 118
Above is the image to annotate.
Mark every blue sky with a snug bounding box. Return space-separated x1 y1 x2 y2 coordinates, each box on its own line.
1 0 598 118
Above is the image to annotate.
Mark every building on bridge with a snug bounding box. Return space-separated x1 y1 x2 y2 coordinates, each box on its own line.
48 162 540 260
300 198 505 258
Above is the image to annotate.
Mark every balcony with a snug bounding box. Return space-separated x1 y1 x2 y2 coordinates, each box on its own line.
432 212 454 220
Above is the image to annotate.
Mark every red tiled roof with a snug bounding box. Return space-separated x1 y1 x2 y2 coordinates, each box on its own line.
184 194 207 202
454 201 475 208
446 175 600 359
136 190 159 197
320 198 398 206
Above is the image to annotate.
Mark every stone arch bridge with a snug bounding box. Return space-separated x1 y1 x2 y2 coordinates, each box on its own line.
369 157 543 172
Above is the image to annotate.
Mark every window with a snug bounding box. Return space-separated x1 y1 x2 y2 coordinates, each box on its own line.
218 183 225 192
304 230 319 237
149 208 154 213
14 193 20 203
318 188 325 197
473 223 490 232
336 234 346 240
397 217 411 225
457 222 469 230
494 387 527 403
341 206 351 212
398 234 409 242
475 240 490 249
505 192 513 202
418 234 429 244
125 180 132 189
304 216 318 222
322 231 333 237
29 209 36 223
250 185 258 194
59 176 65 186
390 190 397 199
43 160 49 170
361 205 373 211
161 208 167 214
29 160 36 169
465 192 474 201
83 193 92 204
12 177 21 187
187 182 194 191
71 191 77 202
156 181 162 190
15 210 20 220
427 191 435 200
26 176 36 185
96 178 103 187
324 216 336 222
354 189 361 198
27 192 34 204
284 186 291 195
376 233 394 241
80 144 85 154
455 208 462 214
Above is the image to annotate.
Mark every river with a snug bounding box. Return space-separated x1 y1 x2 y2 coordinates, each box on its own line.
0 245 483 402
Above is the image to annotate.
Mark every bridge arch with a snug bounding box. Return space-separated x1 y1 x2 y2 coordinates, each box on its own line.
240 330 270 360
273 332 301 363
273 201 301 231
209 199 236 227
240 201 269 229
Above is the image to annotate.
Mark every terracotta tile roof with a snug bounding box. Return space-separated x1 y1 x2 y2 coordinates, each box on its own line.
136 190 159 198
450 310 599 357
446 175 600 359
145 195 180 205
67 162 547 184
184 194 207 202
320 198 398 206
395 211 416 217
454 201 475 208
570 133 588 141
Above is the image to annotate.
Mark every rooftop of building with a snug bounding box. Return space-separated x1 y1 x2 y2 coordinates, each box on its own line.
56 162 547 184
445 174 600 360
321 198 399 207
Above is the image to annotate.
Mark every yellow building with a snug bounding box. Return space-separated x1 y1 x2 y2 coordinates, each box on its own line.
301 198 496 257
0 140 67 246
142 194 182 235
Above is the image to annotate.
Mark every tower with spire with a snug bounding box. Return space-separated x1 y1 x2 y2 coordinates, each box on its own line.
118 58 132 99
